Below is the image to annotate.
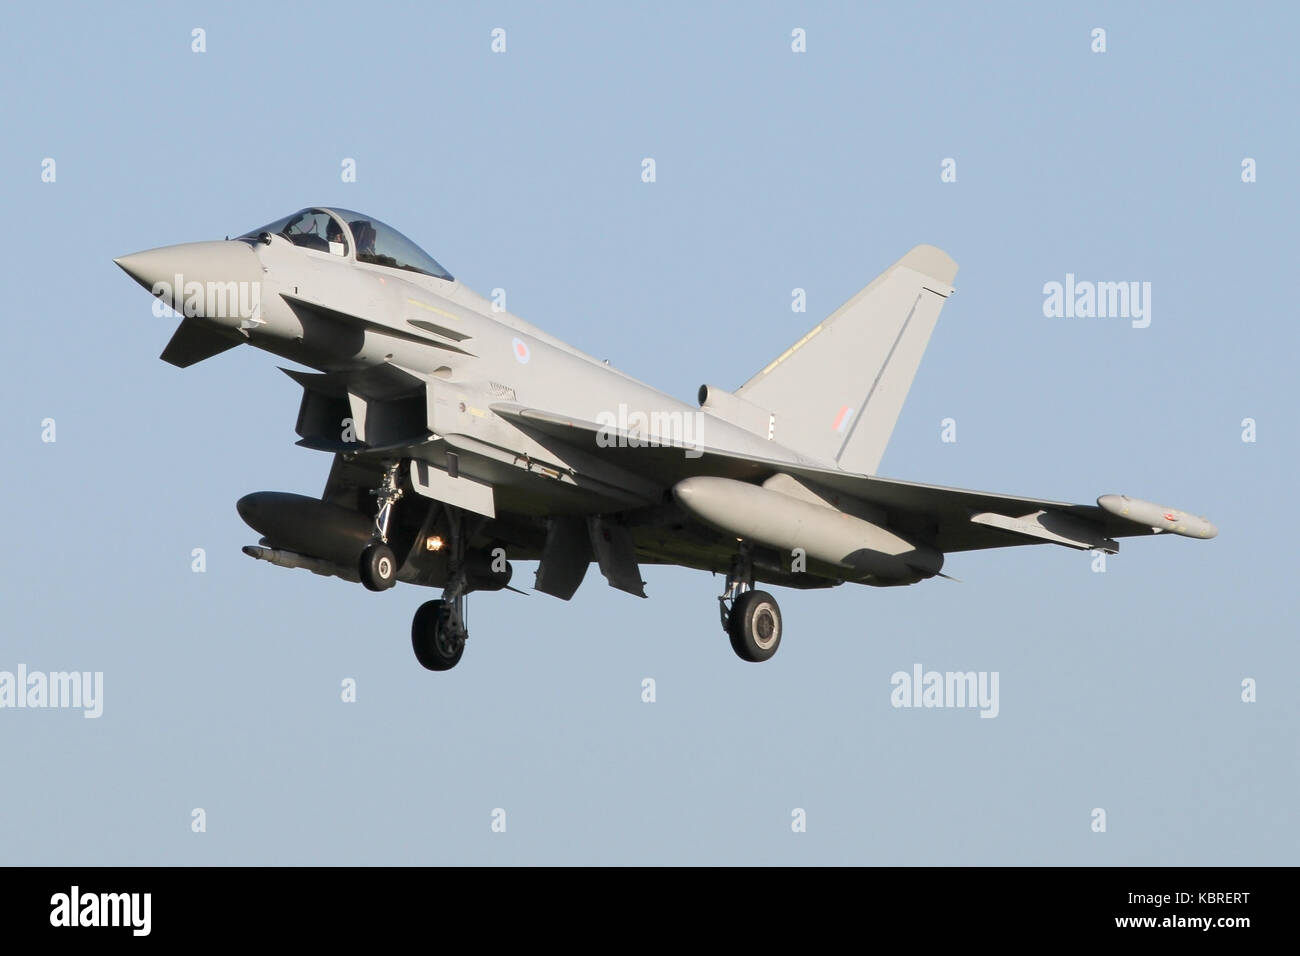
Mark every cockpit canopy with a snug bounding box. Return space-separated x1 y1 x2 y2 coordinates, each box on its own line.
241 207 453 281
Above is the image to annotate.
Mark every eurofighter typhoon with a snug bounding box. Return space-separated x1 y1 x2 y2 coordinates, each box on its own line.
115 208 1216 670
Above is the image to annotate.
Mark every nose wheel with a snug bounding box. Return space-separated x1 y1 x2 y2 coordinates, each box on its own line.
359 542 398 591
719 549 782 662
359 461 403 592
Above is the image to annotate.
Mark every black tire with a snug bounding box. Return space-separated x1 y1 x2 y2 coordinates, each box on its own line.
359 542 398 592
728 590 782 662
411 600 465 671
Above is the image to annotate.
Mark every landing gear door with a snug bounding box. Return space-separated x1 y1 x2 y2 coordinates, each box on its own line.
410 460 495 519
425 377 468 437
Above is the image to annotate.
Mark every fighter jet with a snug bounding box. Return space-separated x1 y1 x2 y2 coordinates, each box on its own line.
115 207 1216 670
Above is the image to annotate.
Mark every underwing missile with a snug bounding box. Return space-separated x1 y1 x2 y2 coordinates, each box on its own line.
242 545 355 581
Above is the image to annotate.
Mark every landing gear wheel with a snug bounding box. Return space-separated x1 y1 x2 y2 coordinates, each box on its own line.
728 590 782 662
412 599 465 671
359 542 398 591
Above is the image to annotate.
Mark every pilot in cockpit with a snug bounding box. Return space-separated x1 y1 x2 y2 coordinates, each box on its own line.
326 218 347 256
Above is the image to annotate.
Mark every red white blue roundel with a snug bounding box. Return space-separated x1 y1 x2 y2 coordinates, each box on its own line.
511 337 530 364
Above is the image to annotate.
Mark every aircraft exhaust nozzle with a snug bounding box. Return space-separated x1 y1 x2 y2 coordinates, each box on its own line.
1097 495 1218 539
672 476 942 585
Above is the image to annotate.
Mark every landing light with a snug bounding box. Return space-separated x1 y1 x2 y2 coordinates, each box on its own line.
426 535 445 552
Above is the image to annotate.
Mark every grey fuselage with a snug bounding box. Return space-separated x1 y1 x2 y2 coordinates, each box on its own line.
243 235 824 490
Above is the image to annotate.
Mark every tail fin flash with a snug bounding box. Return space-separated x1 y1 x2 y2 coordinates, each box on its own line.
735 244 957 475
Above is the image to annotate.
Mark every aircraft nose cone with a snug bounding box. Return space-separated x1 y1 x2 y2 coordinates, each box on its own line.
113 248 169 291
114 240 263 324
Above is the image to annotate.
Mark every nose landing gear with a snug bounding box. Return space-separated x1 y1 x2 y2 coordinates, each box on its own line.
359 461 403 592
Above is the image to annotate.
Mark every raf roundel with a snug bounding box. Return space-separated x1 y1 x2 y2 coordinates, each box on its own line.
511 337 530 364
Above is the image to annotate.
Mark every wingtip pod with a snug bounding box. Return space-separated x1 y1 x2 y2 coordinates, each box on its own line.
1097 494 1218 539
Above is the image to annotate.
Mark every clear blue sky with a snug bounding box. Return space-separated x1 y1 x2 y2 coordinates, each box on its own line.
1 1 1295 864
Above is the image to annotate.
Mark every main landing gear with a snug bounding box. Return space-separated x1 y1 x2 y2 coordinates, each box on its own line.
356 460 470 671
411 505 470 672
719 549 782 663
411 596 465 671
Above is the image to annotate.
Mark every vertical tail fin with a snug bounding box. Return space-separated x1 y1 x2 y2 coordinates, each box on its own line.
735 244 957 475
